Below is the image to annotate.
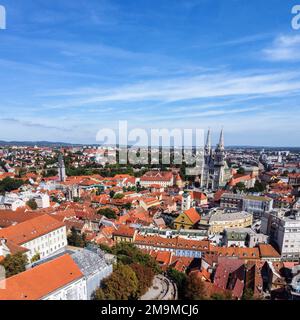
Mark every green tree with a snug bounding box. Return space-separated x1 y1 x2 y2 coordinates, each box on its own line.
31 253 41 263
112 243 161 273
242 288 255 300
167 268 187 299
248 180 266 193
26 199 38 210
92 288 106 300
0 252 28 278
113 193 125 199
73 197 83 203
94 264 138 300
237 168 245 175
234 182 246 192
0 177 24 194
97 208 117 219
67 227 86 248
109 190 115 198
122 203 132 210
184 273 206 300
211 292 232 300
254 180 266 192
130 263 155 297
43 169 58 177
98 243 113 254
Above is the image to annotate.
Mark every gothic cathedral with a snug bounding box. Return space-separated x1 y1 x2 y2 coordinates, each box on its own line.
200 129 231 190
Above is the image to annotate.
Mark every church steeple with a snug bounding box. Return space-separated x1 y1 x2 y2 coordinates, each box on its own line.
58 153 66 182
200 128 227 191
217 128 224 150
214 128 225 167
205 128 211 153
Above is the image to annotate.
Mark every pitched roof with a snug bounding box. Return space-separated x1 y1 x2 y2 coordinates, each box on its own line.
140 171 173 182
191 191 207 201
213 258 245 295
135 234 211 251
0 254 83 300
184 208 201 224
214 189 226 202
113 225 136 238
210 246 259 260
170 256 194 273
258 244 281 258
0 209 44 228
0 214 65 245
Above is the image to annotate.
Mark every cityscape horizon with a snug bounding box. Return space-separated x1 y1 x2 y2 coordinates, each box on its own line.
0 0 300 310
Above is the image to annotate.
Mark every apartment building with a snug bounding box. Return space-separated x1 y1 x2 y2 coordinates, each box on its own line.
140 171 174 188
261 210 300 261
220 193 273 218
0 254 87 300
0 214 67 262
220 193 243 211
242 195 273 218
134 234 211 258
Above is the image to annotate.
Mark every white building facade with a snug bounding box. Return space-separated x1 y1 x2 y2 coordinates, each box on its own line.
261 210 300 261
22 225 67 261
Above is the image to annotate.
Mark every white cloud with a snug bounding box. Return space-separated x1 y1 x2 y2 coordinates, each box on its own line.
263 34 300 62
40 69 300 110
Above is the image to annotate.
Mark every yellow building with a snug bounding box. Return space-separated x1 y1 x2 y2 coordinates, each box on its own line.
112 225 137 243
173 208 201 230
208 211 253 234
139 197 161 211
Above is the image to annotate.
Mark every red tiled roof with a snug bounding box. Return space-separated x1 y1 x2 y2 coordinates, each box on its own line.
0 209 44 228
170 256 194 273
288 173 300 178
232 278 244 299
135 234 211 252
210 246 259 260
140 171 173 182
184 208 201 224
191 191 207 201
258 244 281 258
214 189 226 202
229 174 254 187
0 214 65 245
113 225 136 238
0 254 83 300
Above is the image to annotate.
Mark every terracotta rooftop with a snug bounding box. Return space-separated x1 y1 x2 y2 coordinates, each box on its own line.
113 225 136 238
258 244 281 258
135 234 211 251
184 208 201 224
0 254 83 300
0 214 65 245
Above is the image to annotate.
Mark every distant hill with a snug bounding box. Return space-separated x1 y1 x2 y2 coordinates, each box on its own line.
0 140 79 147
0 140 299 152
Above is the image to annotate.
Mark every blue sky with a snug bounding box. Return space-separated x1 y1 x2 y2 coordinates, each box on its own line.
0 0 300 146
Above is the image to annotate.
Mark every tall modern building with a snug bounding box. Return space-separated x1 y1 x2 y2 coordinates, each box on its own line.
200 129 231 190
58 153 66 182
261 210 300 261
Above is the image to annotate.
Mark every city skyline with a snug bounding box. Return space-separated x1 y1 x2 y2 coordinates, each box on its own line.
0 0 300 146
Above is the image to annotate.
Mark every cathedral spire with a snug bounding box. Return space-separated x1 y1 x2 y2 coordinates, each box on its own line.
205 128 211 152
218 128 224 150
